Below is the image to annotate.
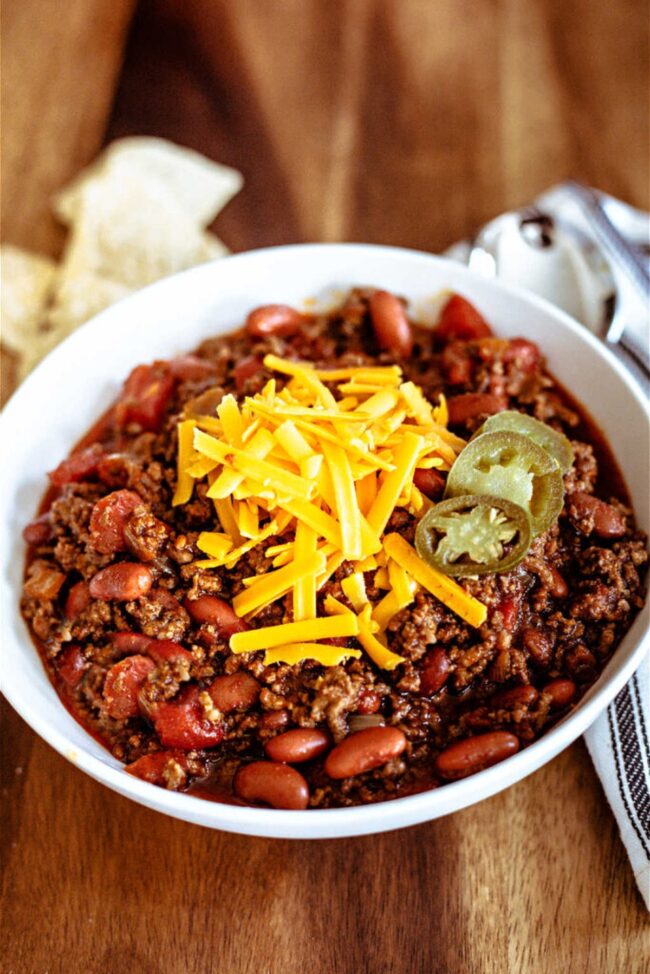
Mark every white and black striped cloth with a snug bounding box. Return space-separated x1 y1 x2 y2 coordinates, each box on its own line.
586 656 650 908
445 185 650 909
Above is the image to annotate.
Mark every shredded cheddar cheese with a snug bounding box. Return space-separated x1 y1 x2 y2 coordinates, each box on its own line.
173 353 484 669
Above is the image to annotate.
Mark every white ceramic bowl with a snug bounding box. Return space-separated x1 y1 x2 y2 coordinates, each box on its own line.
1 244 648 839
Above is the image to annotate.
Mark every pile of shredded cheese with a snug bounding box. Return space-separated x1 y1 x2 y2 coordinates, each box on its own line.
173 354 487 669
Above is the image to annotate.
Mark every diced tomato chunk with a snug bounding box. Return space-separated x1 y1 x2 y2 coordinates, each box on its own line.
152 685 224 749
125 750 189 787
493 594 521 632
48 444 104 486
23 561 66 601
57 644 87 688
115 363 175 432
89 489 143 554
103 655 156 719
65 580 91 619
504 338 541 373
435 295 493 342
441 342 474 385
167 355 216 381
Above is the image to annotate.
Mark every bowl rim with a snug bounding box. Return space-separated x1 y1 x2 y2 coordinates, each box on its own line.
1 242 648 839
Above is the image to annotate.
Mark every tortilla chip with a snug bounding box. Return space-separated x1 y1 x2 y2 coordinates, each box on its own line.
0 245 56 353
49 271 132 334
54 137 243 228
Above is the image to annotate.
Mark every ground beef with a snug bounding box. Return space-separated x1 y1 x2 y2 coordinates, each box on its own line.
21 289 647 809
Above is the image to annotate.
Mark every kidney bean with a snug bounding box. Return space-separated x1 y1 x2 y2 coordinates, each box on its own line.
233 355 265 392
413 468 445 500
56 644 87 688
22 515 53 546
64 580 91 619
126 750 188 787
324 726 407 780
259 710 290 734
115 363 175 432
522 627 552 667
89 490 143 554
96 453 136 489
565 643 597 684
23 561 66 601
441 342 474 385
208 672 260 713
348 714 385 733
147 639 194 670
543 678 577 709
103 655 156 719
152 685 224 749
245 304 303 338
491 685 539 709
547 567 569 599
504 338 541 372
89 563 153 601
265 729 330 764
569 491 626 539
435 731 520 780
419 648 450 696
447 392 507 426
48 444 104 486
109 631 153 655
184 595 247 636
435 294 493 342
233 761 309 810
167 354 216 381
369 290 413 357
356 690 382 715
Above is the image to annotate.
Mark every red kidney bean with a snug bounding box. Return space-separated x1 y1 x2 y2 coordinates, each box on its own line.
64 580 91 619
56 644 87 688
348 714 385 733
245 304 303 339
447 392 506 426
265 728 330 764
109 631 153 655
435 731 520 780
167 354 216 381
115 363 175 432
494 594 521 632
233 355 265 392
522 627 552 667
96 452 135 488
413 468 445 500
435 294 493 342
48 444 104 485
184 595 247 636
356 690 382 715
543 678 577 709
233 761 310 810
547 567 569 599
569 492 627 538
89 490 143 554
152 685 224 749
89 563 153 601
490 685 539 709
565 643 597 684
23 561 66 601
126 750 188 787
419 648 450 696
103 655 156 719
22 515 53 546
504 338 541 372
324 726 407 780
208 672 260 713
259 710 290 734
369 290 413 357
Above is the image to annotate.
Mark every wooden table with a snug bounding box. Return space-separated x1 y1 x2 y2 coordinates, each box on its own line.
2 2 648 971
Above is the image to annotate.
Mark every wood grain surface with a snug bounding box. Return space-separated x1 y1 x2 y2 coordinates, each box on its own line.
1 2 649 972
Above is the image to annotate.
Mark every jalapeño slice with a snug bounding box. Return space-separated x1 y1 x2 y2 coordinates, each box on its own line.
444 430 564 536
415 495 531 576
474 410 574 474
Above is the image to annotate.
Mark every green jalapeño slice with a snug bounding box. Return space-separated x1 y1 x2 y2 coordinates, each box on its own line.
415 495 532 576
444 430 564 536
474 410 574 474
